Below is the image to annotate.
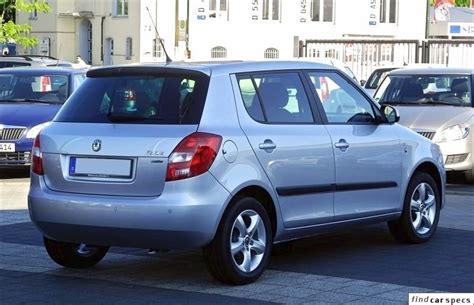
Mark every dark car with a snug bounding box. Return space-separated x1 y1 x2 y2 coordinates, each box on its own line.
0 67 86 166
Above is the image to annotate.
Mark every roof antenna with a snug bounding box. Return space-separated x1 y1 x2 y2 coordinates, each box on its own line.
146 6 172 64
56 43 62 66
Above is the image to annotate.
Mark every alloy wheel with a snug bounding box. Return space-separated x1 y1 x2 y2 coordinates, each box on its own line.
230 209 266 273
410 182 436 235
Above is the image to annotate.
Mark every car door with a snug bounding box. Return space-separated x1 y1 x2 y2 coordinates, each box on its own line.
306 71 402 221
233 71 335 228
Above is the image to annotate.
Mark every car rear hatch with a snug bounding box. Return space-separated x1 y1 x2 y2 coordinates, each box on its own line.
40 66 210 197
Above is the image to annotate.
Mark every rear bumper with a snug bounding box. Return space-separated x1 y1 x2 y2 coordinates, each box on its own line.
28 172 231 250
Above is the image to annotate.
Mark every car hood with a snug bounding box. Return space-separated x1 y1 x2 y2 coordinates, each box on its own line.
0 102 61 128
396 105 474 131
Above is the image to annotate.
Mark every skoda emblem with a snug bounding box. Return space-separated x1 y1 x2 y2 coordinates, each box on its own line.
92 139 102 152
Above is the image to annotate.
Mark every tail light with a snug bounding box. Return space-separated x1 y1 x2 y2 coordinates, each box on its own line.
166 132 222 182
32 134 44 175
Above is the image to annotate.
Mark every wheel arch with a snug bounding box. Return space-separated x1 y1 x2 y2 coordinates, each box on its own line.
227 185 278 238
409 161 445 208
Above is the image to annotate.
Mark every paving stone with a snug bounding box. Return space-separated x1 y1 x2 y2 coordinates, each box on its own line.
249 293 293 302
303 281 350 291
346 297 408 305
273 296 313 304
336 284 396 296
270 286 323 298
306 291 363 303
376 290 410 302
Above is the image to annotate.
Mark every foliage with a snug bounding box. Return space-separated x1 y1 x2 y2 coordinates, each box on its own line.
429 0 471 7
0 0 50 48
454 0 471 7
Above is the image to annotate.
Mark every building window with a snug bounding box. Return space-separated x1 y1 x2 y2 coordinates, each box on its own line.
114 0 128 16
380 0 397 24
209 0 228 19
311 0 333 22
211 46 227 59
209 0 227 11
262 0 280 20
264 48 279 59
126 37 132 60
29 0 38 19
153 38 163 59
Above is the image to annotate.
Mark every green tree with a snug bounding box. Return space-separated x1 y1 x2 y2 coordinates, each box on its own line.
454 0 470 6
429 0 471 7
0 0 50 49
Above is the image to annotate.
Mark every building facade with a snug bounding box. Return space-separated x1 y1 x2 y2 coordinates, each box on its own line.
17 0 428 65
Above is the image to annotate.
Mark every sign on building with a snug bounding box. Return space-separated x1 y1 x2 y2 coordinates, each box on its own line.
449 23 474 37
39 38 50 56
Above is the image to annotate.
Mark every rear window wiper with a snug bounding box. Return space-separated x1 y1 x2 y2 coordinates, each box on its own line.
106 113 164 122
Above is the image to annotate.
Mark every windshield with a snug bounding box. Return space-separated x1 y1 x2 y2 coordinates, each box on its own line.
366 68 395 89
0 74 70 104
376 74 472 107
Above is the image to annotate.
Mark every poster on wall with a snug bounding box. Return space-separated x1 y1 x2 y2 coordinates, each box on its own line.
433 0 455 22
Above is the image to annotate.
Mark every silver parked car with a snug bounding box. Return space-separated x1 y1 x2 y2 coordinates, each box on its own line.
375 67 473 182
29 61 445 284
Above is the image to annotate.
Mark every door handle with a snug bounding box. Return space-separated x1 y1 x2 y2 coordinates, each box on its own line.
334 139 350 150
259 140 276 151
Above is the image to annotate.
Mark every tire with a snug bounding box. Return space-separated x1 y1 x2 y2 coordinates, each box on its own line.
388 172 440 243
203 197 272 285
44 236 109 268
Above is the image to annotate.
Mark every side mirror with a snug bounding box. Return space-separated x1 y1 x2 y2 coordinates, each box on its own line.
381 105 400 124
360 79 366 87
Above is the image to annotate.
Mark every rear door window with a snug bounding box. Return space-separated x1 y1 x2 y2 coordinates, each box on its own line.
55 73 209 124
237 72 314 124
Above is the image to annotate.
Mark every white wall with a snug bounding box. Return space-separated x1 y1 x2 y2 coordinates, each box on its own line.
17 0 429 64
183 0 428 61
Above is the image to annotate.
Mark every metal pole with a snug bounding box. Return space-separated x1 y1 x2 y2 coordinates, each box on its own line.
425 0 430 39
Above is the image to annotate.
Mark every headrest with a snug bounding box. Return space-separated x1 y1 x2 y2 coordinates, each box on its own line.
258 82 288 108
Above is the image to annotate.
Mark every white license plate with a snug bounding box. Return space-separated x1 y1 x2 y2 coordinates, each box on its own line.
0 143 15 152
69 157 133 178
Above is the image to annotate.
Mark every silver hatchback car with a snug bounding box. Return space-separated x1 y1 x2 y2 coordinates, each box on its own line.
29 61 445 284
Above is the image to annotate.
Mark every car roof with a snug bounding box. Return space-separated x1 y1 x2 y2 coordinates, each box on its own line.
0 66 87 75
388 67 474 75
88 60 338 77
0 56 73 67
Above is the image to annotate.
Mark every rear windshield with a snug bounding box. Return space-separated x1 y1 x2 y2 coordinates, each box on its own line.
55 73 209 124
0 74 69 104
